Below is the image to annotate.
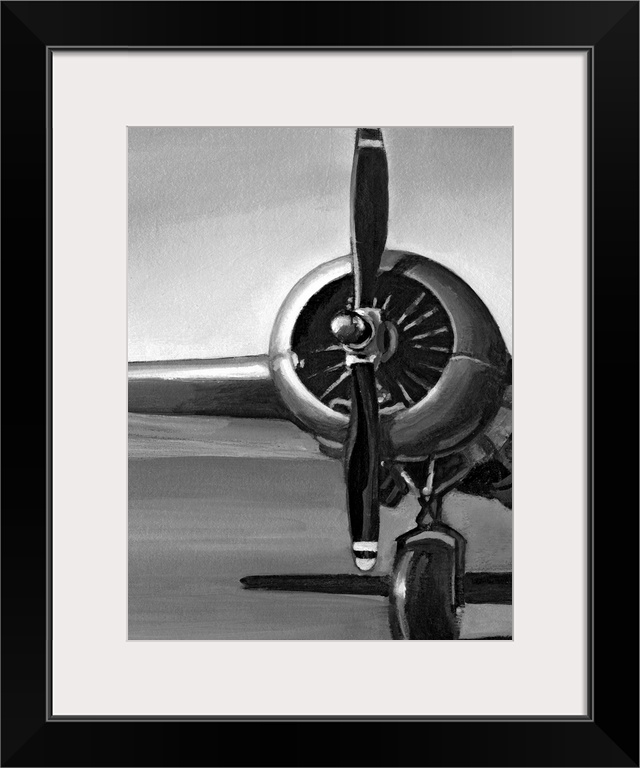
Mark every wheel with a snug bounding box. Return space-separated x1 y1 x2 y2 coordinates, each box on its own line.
389 539 460 640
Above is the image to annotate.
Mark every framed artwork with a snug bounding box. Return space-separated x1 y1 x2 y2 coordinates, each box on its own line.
2 2 637 766
128 123 514 644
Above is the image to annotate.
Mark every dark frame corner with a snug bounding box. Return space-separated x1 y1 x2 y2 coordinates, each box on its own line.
1 2 637 766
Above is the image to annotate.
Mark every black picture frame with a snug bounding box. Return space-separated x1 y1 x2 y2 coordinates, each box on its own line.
2 2 637 766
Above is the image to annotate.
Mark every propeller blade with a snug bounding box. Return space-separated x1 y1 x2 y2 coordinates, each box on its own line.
344 362 380 571
350 127 389 308
334 128 388 571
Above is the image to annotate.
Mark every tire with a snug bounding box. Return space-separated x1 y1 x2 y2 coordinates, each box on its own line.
389 540 460 640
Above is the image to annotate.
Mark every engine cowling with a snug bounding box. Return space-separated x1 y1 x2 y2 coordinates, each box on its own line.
269 249 509 462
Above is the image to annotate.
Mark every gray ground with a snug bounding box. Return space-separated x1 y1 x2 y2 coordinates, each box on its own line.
129 414 512 640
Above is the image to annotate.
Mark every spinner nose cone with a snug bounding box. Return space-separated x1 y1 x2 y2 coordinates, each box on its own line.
353 542 377 572
330 311 373 347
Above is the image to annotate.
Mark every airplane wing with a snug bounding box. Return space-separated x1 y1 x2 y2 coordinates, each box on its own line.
129 353 512 506
128 354 289 420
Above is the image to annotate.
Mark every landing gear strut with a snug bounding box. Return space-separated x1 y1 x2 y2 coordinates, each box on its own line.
388 463 467 640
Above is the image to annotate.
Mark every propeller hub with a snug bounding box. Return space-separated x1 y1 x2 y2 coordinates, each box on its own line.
378 320 399 363
330 311 374 348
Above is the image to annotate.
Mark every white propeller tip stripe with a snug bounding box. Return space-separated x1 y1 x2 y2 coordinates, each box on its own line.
353 541 378 552
355 558 376 571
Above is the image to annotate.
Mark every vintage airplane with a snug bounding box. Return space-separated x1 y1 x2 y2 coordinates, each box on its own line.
129 127 512 640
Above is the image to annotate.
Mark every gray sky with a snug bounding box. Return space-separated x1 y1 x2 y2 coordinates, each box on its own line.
128 127 512 361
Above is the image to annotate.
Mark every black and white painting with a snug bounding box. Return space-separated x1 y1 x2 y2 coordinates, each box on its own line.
128 127 512 640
